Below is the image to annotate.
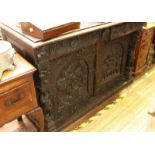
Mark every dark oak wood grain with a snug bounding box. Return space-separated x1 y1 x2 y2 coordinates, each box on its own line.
0 22 144 131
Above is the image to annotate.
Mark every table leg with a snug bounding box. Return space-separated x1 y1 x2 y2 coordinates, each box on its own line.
17 116 23 121
26 107 44 132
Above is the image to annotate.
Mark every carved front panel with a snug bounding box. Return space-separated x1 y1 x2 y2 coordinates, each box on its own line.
51 47 96 125
101 42 123 81
36 44 96 127
95 34 132 94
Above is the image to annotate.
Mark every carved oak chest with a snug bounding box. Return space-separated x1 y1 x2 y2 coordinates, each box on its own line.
0 22 144 131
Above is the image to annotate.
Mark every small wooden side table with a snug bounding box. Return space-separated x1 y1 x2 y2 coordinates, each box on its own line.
0 53 44 131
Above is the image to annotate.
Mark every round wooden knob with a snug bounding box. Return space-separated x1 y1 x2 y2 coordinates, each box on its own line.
5 99 13 106
18 92 25 99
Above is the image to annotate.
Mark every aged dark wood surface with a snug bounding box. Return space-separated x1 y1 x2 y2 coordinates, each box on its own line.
0 22 144 131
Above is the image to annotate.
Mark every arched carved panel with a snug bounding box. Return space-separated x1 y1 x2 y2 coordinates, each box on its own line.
95 33 133 94
54 59 89 121
102 43 123 81
37 44 96 125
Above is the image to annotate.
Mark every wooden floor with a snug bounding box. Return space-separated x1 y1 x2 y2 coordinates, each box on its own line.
0 115 37 132
1 65 155 132
66 65 155 132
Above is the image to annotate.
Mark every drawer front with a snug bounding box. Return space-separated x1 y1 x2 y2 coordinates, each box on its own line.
0 82 36 120
0 77 30 94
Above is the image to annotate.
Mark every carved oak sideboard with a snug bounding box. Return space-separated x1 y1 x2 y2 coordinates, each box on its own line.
0 22 144 131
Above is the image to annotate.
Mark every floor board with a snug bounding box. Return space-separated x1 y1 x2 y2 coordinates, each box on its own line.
65 65 155 132
0 115 37 132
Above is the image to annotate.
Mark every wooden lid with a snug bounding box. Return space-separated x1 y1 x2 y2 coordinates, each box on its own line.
20 22 80 40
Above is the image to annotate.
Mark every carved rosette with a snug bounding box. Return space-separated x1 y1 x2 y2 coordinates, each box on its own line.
102 42 123 81
54 57 89 120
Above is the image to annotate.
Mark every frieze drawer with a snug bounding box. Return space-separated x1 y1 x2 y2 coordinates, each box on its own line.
0 82 34 118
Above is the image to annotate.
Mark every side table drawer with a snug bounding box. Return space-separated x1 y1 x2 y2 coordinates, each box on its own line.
0 82 37 123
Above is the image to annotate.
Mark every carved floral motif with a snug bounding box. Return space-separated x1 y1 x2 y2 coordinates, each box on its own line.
102 43 123 81
55 59 88 112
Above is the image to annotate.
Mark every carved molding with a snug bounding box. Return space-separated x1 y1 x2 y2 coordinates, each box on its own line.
47 31 101 60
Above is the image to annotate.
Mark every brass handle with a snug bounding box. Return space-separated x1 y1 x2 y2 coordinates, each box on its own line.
5 99 13 106
4 92 25 107
18 92 25 99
